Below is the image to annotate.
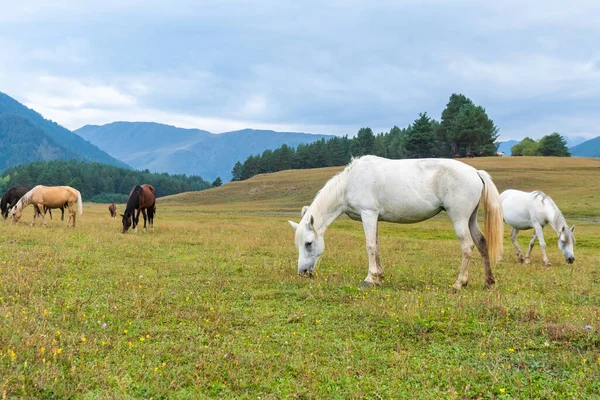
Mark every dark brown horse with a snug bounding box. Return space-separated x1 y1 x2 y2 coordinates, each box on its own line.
108 203 117 219
121 184 156 233
2 186 31 219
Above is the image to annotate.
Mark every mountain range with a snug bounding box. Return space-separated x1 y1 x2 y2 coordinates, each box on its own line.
570 136 600 158
75 122 334 181
0 92 128 171
3 90 600 179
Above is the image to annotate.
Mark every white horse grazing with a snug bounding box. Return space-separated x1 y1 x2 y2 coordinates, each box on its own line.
500 189 575 266
289 156 504 290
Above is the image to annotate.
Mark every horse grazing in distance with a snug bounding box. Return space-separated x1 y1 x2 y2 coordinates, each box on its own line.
501 189 575 266
121 184 156 233
289 156 504 290
11 185 83 227
1 186 31 219
108 203 117 219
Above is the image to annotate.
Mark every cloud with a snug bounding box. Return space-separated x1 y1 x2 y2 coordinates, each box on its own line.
1 1 600 140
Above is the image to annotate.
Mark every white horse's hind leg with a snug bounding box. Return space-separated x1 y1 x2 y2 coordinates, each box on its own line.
468 207 495 289
452 221 474 290
532 223 551 266
510 228 525 263
361 211 383 286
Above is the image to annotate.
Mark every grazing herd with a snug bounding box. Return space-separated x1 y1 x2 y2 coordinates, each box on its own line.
2 156 577 289
0 183 156 234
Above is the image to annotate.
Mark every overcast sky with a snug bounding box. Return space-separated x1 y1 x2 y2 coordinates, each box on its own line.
1 0 599 141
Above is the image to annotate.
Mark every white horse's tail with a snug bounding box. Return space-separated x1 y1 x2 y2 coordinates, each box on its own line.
76 190 83 215
477 170 503 263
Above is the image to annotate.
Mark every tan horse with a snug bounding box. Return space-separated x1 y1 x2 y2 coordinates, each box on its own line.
11 185 83 227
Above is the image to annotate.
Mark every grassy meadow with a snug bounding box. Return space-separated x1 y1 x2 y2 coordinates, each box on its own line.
1 156 600 398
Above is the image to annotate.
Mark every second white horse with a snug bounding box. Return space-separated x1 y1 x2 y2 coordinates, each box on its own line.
501 189 575 266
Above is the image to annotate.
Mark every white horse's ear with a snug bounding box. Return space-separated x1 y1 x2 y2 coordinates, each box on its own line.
570 225 575 232
301 206 309 218
309 215 315 228
561 226 566 232
288 221 299 229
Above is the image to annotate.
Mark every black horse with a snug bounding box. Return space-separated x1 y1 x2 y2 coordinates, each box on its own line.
1 187 31 219
1 186 65 220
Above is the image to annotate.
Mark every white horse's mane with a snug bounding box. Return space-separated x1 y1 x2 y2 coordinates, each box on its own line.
532 190 567 230
308 157 360 227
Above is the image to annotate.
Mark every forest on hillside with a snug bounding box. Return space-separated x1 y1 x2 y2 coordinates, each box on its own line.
0 160 211 202
231 94 499 181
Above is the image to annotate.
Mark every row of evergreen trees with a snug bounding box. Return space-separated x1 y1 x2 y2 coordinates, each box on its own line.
0 160 211 202
231 94 499 181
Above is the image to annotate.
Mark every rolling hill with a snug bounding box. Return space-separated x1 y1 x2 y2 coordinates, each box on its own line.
0 92 129 171
570 136 600 158
159 156 600 217
75 122 334 181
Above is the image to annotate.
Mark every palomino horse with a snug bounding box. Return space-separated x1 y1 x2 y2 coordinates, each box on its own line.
289 156 504 290
121 184 156 233
108 203 117 219
11 185 82 227
501 189 575 266
2 186 65 220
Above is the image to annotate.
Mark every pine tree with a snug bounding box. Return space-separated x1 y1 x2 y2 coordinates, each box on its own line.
538 133 571 157
212 177 223 187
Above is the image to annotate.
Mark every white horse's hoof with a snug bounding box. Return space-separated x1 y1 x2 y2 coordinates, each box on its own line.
524 259 531 264
544 262 552 267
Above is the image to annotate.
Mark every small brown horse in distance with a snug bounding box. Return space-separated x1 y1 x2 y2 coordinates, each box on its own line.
121 184 156 233
108 203 117 219
11 185 83 227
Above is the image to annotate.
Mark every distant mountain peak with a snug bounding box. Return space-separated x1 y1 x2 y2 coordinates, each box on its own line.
570 136 600 158
75 122 334 180
0 91 129 172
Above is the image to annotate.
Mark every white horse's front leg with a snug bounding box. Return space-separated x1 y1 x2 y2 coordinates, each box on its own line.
524 232 537 264
361 211 383 287
532 224 551 266
510 228 525 263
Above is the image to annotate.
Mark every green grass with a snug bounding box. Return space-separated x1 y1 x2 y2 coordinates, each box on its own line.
1 157 600 398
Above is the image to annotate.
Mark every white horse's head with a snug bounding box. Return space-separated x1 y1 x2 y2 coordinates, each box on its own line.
289 207 324 276
10 205 22 223
558 225 576 264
